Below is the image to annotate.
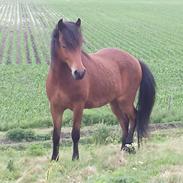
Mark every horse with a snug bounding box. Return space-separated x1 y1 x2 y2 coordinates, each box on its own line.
46 18 156 161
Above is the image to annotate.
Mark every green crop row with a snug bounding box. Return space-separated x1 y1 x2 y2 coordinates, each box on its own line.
0 0 183 130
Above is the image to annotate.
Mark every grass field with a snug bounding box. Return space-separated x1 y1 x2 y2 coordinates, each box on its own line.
1 0 183 131
0 127 183 183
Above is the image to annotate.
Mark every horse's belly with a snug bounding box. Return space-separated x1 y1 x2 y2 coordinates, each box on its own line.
85 85 120 108
84 100 110 109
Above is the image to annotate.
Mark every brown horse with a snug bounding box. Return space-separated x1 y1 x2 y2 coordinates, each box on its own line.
46 18 156 161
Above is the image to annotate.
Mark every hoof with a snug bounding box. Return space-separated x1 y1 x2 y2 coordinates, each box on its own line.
122 144 136 154
51 155 59 161
72 154 79 161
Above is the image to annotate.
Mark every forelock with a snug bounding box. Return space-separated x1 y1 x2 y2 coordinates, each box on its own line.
61 22 82 50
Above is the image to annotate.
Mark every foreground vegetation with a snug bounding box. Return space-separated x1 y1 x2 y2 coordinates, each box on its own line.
0 127 183 183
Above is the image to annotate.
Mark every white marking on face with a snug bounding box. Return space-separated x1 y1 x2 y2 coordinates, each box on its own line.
71 67 76 78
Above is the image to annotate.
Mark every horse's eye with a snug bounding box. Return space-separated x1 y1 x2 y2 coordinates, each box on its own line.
62 45 66 49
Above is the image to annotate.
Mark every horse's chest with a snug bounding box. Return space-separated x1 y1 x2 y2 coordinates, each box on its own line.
52 83 87 109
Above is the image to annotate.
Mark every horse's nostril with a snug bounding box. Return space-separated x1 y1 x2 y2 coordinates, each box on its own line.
73 69 86 80
74 70 79 75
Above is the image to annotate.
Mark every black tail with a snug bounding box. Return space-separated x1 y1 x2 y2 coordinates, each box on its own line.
136 60 156 147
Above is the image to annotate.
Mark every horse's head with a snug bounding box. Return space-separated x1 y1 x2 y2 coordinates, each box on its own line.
56 18 86 80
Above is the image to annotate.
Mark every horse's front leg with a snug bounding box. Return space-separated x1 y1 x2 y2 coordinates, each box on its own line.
72 104 84 160
50 104 64 161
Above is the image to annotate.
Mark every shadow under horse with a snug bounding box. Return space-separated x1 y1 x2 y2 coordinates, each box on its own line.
46 18 156 161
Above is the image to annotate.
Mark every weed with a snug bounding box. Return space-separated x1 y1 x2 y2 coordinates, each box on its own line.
6 128 51 142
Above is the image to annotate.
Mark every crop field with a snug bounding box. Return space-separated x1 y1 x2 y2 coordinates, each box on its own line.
0 0 183 130
0 0 183 182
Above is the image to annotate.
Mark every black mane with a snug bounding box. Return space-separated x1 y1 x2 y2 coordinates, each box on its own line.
51 21 83 60
51 27 59 59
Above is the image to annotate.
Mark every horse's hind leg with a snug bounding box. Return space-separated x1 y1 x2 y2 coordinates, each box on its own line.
118 102 137 153
126 108 137 145
110 100 129 149
50 104 64 161
72 104 84 160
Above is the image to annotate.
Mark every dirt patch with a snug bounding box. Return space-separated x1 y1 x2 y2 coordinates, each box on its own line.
150 122 183 131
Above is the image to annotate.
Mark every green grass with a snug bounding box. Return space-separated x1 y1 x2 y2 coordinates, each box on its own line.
0 0 183 130
0 127 182 183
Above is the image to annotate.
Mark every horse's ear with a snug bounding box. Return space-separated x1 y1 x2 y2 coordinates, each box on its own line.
76 18 81 27
58 18 65 31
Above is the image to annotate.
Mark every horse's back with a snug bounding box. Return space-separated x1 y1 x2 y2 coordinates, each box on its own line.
91 48 140 67
90 48 142 86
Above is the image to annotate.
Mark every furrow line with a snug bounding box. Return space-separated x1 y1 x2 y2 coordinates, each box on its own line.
16 0 22 64
0 4 10 64
24 4 41 64
30 4 50 64
6 3 16 64
21 3 31 64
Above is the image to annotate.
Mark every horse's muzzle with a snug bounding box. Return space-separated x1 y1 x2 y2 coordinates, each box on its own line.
72 69 86 80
